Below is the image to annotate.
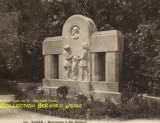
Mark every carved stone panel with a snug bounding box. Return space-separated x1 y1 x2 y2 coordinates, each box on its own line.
62 15 97 81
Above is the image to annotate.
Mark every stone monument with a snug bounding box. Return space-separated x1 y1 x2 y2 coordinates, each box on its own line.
43 15 123 101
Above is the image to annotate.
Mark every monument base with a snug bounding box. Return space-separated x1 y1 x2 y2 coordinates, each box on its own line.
43 79 120 102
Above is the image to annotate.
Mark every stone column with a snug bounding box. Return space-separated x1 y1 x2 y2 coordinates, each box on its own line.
91 53 96 81
91 53 107 81
44 55 59 79
45 55 59 79
44 55 54 79
59 54 63 79
105 52 119 83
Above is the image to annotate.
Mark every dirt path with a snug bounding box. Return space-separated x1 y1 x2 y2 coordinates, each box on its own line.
0 108 159 123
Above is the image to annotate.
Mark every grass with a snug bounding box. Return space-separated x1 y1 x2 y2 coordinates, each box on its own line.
12 83 160 120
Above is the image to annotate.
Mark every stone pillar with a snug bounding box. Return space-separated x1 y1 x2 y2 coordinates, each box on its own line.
45 54 59 79
91 53 96 81
45 55 54 79
59 54 63 79
105 52 119 83
91 53 106 81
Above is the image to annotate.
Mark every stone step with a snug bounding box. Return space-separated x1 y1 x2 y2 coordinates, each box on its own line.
43 79 119 92
0 94 15 101
90 91 121 103
142 95 160 103
91 81 119 92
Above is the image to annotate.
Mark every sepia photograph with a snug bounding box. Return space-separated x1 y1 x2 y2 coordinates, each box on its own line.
0 0 160 123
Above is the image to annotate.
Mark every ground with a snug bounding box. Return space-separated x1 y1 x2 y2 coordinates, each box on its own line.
0 95 159 123
0 108 160 123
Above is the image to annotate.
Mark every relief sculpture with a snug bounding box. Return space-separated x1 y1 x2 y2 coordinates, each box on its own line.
72 56 79 80
71 26 80 40
63 45 73 79
63 42 89 81
78 42 89 81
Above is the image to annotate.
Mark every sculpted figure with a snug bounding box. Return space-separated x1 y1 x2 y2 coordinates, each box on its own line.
78 42 89 81
72 56 79 80
63 45 73 79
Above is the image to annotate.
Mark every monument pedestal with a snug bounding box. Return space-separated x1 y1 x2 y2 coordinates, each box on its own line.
43 79 120 102
43 79 91 96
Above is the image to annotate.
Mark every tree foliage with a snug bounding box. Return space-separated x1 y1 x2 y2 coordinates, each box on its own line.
0 0 160 94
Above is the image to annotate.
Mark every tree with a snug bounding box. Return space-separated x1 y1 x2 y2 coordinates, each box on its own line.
1 0 160 95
